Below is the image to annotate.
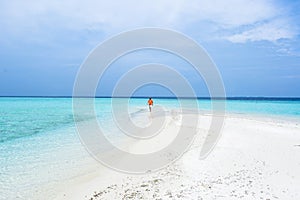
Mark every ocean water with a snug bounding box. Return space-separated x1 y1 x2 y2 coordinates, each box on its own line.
0 97 300 199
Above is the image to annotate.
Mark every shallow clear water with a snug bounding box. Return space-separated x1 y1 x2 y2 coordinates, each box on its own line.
0 97 300 199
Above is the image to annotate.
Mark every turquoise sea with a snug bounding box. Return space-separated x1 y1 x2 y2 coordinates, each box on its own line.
0 97 300 199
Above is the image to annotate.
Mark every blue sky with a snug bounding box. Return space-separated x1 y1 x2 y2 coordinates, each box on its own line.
0 0 300 97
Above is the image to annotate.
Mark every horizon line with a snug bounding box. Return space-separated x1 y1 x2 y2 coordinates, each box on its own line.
1 96 300 100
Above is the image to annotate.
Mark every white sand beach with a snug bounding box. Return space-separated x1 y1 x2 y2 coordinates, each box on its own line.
2 0 300 199
56 113 300 200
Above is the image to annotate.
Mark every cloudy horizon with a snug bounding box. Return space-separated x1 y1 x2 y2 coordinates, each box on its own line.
0 0 299 97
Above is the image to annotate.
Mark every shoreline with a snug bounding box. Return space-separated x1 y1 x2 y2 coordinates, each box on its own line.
55 112 300 200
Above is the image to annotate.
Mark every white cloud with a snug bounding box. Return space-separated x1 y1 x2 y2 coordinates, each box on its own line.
178 0 278 27
226 19 296 43
0 0 297 43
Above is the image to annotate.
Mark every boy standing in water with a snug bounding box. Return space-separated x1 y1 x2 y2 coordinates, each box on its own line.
148 98 153 112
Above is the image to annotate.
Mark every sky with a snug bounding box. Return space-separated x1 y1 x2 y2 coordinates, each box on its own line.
0 0 300 97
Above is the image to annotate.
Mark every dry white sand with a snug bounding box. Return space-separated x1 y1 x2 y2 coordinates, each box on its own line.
55 113 300 200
